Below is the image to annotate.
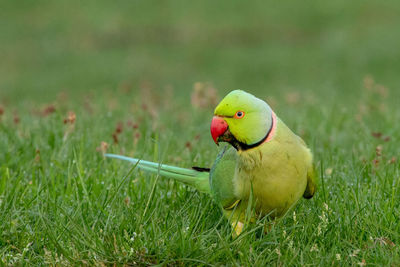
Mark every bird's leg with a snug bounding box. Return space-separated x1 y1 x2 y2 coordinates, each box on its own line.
263 216 280 234
264 222 273 233
232 221 244 237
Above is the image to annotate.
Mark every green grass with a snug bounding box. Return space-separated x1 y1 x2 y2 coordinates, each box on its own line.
1 1 400 265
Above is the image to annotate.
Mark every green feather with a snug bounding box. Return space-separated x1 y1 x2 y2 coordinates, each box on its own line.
105 154 210 194
209 145 238 209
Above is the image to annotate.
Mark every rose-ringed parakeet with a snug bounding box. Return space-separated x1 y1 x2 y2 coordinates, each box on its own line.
106 90 316 235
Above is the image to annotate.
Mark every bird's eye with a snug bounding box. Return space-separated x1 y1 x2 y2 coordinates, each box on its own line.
234 111 245 119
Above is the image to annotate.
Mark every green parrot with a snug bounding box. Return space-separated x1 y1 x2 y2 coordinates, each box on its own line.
106 90 316 235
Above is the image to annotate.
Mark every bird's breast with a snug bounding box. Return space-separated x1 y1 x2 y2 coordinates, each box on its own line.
233 136 309 217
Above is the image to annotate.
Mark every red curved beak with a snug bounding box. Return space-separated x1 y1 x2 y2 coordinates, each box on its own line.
210 116 228 145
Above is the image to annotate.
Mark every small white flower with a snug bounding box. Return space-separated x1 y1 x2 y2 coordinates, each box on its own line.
358 259 366 266
288 240 294 250
275 248 281 256
350 249 360 257
336 254 341 261
310 244 319 252
325 168 333 175
130 232 137 241
317 225 322 236
319 211 328 224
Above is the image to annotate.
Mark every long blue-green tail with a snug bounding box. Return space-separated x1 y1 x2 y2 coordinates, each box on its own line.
105 154 210 194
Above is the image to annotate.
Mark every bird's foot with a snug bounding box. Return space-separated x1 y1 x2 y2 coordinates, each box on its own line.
232 221 244 237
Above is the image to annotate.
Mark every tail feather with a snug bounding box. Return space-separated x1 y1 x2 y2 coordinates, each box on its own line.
105 154 210 194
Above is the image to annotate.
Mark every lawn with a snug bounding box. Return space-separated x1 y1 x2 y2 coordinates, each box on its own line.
1 1 399 265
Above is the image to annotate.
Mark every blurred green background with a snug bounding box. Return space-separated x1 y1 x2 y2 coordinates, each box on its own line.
1 0 400 104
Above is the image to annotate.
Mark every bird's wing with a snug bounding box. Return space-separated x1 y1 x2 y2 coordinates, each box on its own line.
290 136 317 199
295 136 317 199
209 145 239 209
303 163 317 199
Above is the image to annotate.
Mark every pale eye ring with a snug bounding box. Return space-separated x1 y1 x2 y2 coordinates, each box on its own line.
234 111 245 119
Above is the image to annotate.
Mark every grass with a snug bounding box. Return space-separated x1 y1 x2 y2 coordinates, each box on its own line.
1 0 400 265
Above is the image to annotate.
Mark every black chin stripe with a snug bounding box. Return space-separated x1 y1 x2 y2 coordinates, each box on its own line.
232 114 274 151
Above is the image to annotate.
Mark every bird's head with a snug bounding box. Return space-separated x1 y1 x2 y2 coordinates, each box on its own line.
210 90 276 151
